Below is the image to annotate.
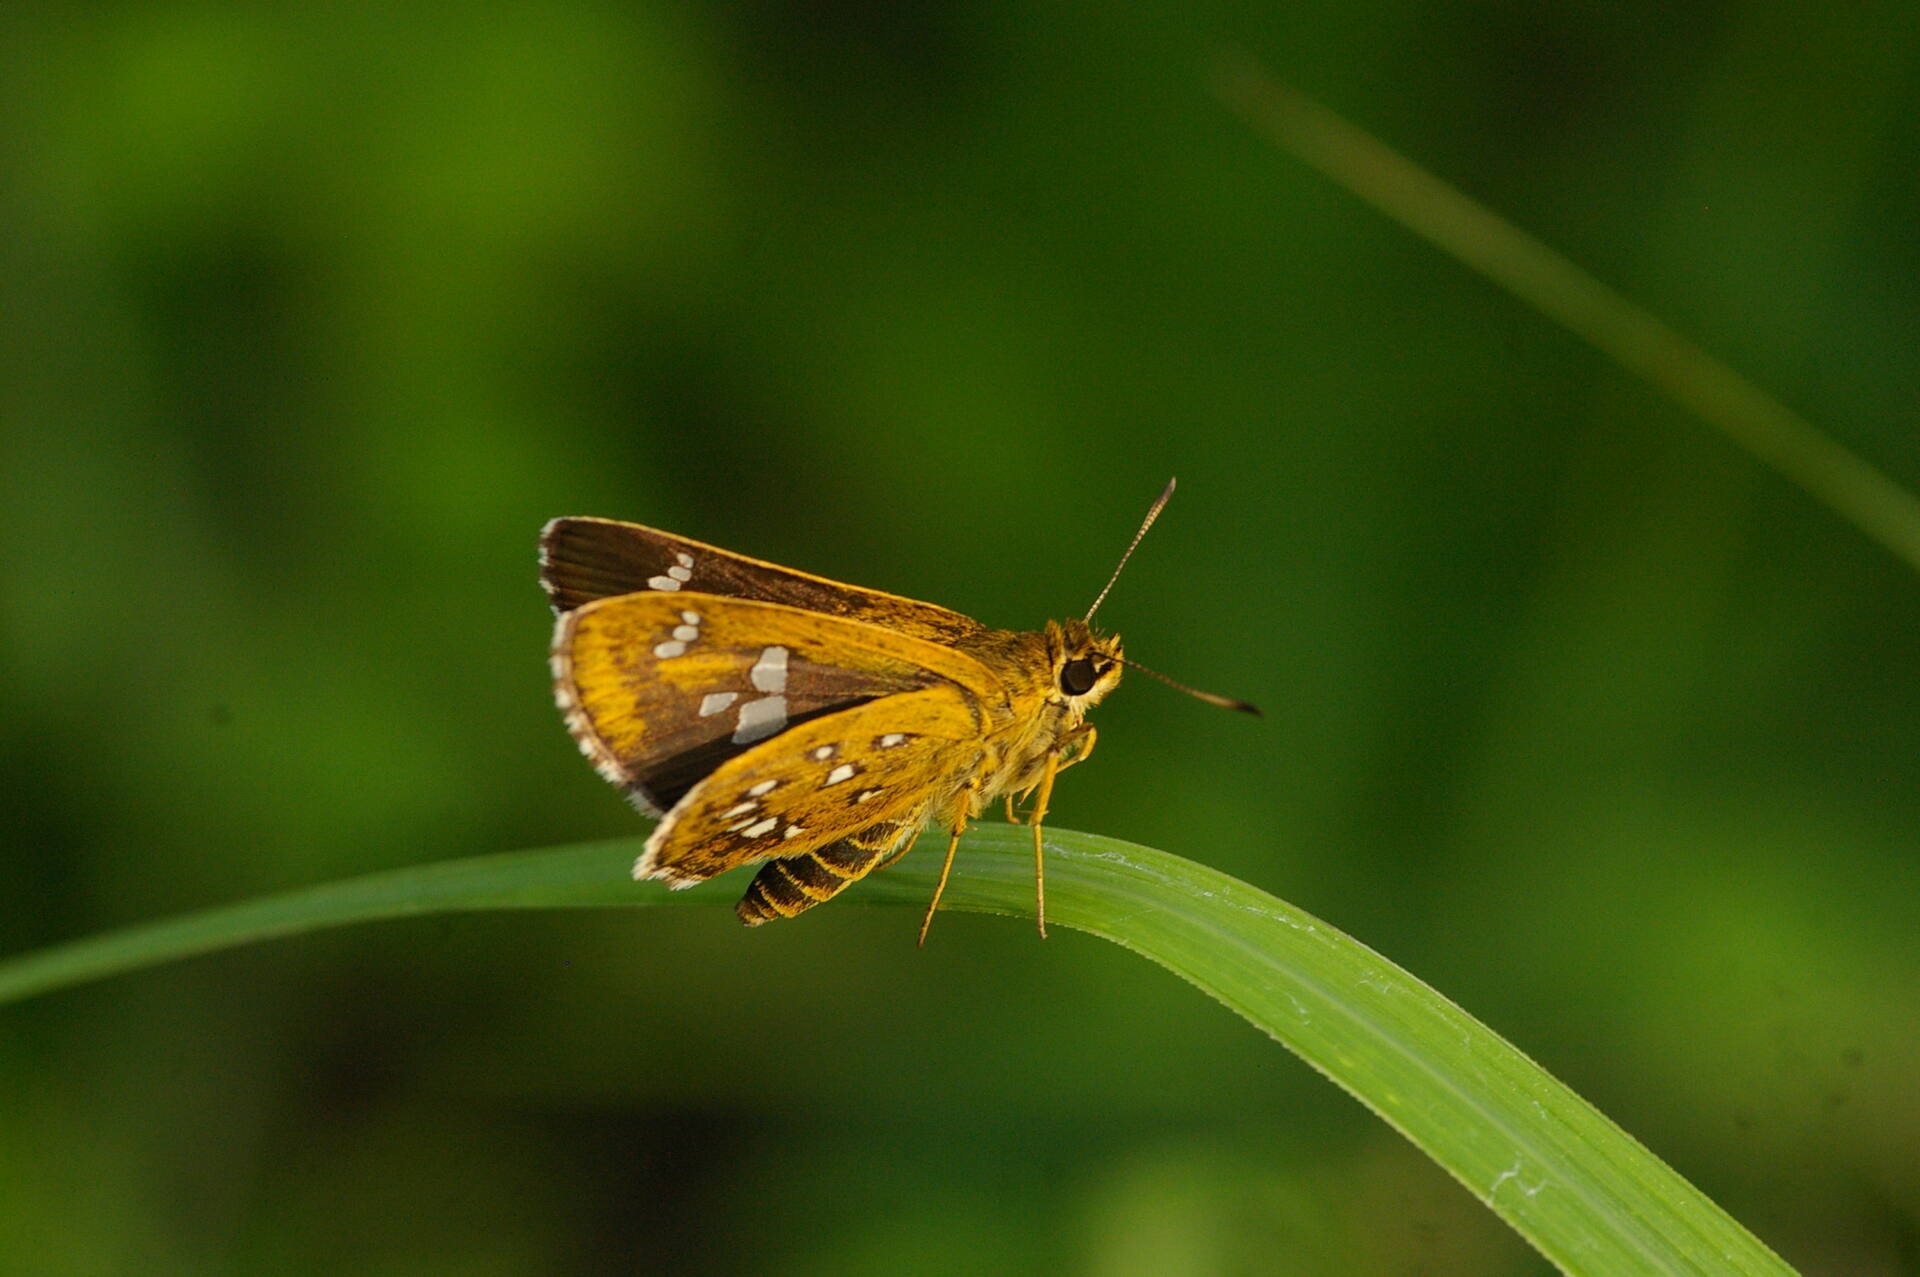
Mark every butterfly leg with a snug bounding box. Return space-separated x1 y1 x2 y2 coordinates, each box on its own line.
916 820 969 948
1022 722 1099 937
1059 724 1097 771
875 835 919 872
1024 750 1064 939
1006 725 1096 824
736 820 916 926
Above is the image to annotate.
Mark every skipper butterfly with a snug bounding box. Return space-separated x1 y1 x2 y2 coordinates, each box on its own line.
541 480 1254 942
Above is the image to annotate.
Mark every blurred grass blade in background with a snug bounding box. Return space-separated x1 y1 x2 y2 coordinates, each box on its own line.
1215 57 1920 577
0 828 1798 1275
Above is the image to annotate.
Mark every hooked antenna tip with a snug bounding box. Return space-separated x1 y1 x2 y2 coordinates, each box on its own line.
1114 653 1262 718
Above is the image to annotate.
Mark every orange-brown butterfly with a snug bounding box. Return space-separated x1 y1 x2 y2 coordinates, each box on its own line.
540 479 1256 942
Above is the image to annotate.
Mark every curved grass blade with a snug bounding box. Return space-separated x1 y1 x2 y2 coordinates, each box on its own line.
0 827 1795 1276
1214 57 1920 578
0 839 725 1005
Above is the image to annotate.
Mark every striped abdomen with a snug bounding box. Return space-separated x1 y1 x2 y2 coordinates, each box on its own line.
736 819 919 925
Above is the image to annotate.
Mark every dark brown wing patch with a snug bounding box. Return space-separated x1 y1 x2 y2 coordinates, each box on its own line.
540 516 986 644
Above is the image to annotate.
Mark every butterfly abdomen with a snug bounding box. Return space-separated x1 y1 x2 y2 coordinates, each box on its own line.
736 820 919 925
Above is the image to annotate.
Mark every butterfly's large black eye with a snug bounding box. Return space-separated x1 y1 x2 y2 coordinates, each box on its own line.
1060 656 1101 696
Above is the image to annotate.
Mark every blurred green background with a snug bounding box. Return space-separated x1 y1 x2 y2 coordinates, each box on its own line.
4 2 1918 1273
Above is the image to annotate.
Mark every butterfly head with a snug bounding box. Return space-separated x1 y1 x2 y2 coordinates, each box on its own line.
1049 619 1125 712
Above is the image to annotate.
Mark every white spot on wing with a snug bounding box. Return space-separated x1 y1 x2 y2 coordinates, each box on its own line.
879 733 908 747
743 816 778 838
783 824 805 840
647 575 681 591
748 779 778 796
855 788 880 803
699 692 738 717
653 640 686 659
749 646 789 693
722 801 757 818
733 696 787 744
810 745 835 761
668 612 705 648
825 763 855 786
667 565 692 583
675 552 694 567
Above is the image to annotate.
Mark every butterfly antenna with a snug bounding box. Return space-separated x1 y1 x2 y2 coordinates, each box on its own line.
1114 653 1263 716
1085 477 1177 623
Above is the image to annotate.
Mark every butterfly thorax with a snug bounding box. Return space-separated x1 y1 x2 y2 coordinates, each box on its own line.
949 618 1123 820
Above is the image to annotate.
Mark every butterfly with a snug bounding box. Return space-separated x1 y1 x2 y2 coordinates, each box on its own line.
540 479 1255 942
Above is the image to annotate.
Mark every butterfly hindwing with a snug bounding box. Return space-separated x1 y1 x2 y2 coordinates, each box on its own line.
540 517 986 645
635 685 984 885
552 591 1004 814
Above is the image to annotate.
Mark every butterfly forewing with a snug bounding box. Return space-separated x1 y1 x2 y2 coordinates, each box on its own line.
637 686 982 884
541 517 987 645
553 592 1005 814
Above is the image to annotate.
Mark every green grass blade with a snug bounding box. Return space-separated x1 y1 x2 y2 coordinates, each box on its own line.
1214 58 1920 578
0 827 1795 1275
0 839 722 1005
